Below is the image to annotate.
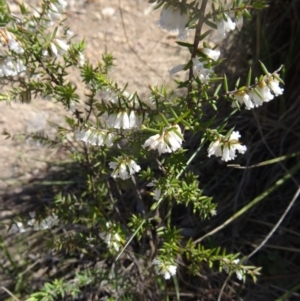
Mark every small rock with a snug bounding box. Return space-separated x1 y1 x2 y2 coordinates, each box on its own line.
93 12 102 21
101 7 115 17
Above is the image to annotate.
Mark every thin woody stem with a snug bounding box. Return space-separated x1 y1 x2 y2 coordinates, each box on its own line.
187 0 209 109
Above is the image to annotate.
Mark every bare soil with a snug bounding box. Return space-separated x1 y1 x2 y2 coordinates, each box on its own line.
0 0 189 191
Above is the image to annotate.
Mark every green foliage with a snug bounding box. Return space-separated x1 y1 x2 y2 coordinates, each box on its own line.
25 271 95 301
0 0 290 300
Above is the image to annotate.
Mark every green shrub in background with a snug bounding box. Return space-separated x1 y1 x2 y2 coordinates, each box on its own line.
1 1 298 300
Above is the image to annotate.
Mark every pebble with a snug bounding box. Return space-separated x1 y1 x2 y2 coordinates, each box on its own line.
101 7 116 17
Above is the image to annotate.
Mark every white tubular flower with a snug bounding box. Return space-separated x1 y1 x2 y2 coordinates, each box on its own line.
265 75 284 96
152 258 177 280
99 222 121 252
157 5 189 39
114 111 130 129
109 157 141 180
55 38 69 53
192 58 211 83
55 0 68 12
147 181 161 201
47 0 67 22
224 258 243 281
143 133 168 154
7 31 24 54
128 111 143 129
256 80 275 101
75 128 114 147
208 140 222 158
169 63 186 75
248 90 263 107
50 39 69 57
48 3 61 21
128 159 142 175
233 259 243 280
50 42 58 57
248 80 274 107
109 162 129 180
143 124 183 155
234 90 254 110
210 209 217 216
201 48 221 61
214 14 236 42
208 131 247 162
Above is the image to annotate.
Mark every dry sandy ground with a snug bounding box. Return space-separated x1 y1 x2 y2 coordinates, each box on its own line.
0 0 190 191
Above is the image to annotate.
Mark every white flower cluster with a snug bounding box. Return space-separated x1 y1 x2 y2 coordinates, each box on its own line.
99 222 122 252
224 258 243 281
109 157 141 180
27 212 59 230
156 6 240 43
170 49 219 83
9 212 59 234
47 0 68 24
75 90 145 148
157 5 189 39
152 258 177 280
208 131 247 162
214 13 236 42
30 1 85 63
192 57 212 83
100 89 134 105
0 28 26 77
105 110 143 130
0 57 26 77
233 74 284 110
75 127 114 147
98 90 144 130
143 125 183 155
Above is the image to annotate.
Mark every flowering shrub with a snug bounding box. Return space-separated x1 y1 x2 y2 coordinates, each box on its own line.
1 0 286 299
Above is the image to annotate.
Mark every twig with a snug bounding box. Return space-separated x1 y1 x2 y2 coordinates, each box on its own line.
187 0 208 109
244 186 300 261
1 287 20 301
217 187 300 301
194 161 300 244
